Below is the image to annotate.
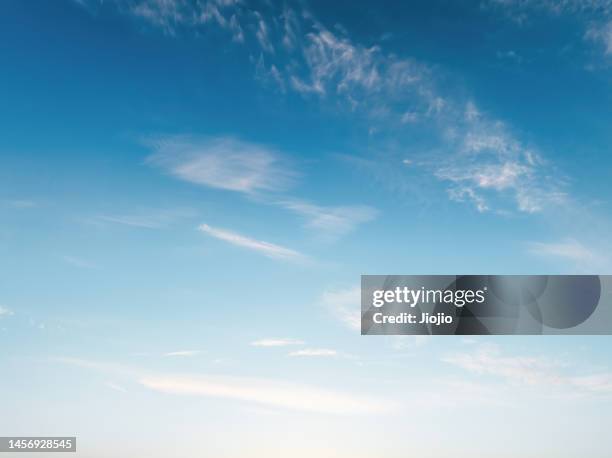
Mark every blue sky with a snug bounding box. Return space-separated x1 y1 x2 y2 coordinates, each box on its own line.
1 0 612 456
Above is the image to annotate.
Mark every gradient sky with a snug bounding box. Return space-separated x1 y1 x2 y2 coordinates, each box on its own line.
1 1 612 457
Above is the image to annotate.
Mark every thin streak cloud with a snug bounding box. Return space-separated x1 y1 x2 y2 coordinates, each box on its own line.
288 348 338 357
140 374 390 414
198 223 305 261
163 350 202 357
251 338 305 347
527 239 598 262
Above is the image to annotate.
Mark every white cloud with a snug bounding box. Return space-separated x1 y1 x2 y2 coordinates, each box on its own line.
281 7 299 50
250 338 305 347
488 0 612 58
4 199 37 209
62 255 97 269
296 27 382 96
278 200 377 239
140 373 391 414
527 239 598 262
198 223 305 261
0 306 14 318
400 111 418 123
201 1 244 42
126 0 243 39
571 374 612 393
443 344 563 385
434 119 565 213
146 136 294 195
443 344 612 395
92 1 568 215
288 348 337 357
320 286 361 331
163 350 202 357
59 356 392 414
254 12 274 53
276 13 562 214
586 21 612 55
390 335 430 351
105 381 128 393
93 208 195 229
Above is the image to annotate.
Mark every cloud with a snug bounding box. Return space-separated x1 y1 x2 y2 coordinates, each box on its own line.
254 11 274 53
198 223 305 260
443 344 563 385
129 0 187 33
433 117 566 213
443 344 612 396
146 136 295 195
126 0 244 39
93 208 195 229
62 255 97 269
390 335 430 351
276 14 563 214
277 200 378 239
58 356 391 414
320 286 361 331
586 21 612 55
105 381 128 393
4 199 37 209
527 239 598 262
487 0 612 17
90 0 568 215
163 350 202 357
487 0 612 57
0 306 14 318
201 0 244 42
291 27 383 96
140 373 391 414
281 6 299 50
250 338 305 347
146 135 372 242
288 348 337 357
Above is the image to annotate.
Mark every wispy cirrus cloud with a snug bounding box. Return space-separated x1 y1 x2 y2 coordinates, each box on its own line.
527 239 599 263
3 199 37 209
89 0 569 215
127 0 244 40
163 350 202 357
433 114 567 213
146 136 295 195
144 134 376 240
274 10 563 214
390 335 431 351
250 338 305 347
62 255 98 269
198 223 305 261
58 356 392 414
105 381 128 393
443 344 612 396
288 348 337 357
278 199 378 239
486 0 612 58
140 373 390 414
0 306 14 318
92 207 195 229
586 21 612 55
320 286 361 331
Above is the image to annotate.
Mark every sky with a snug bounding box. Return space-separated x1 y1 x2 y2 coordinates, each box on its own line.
1 0 612 456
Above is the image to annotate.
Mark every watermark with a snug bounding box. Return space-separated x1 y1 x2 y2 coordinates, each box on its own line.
362 275 612 335
0 437 76 453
